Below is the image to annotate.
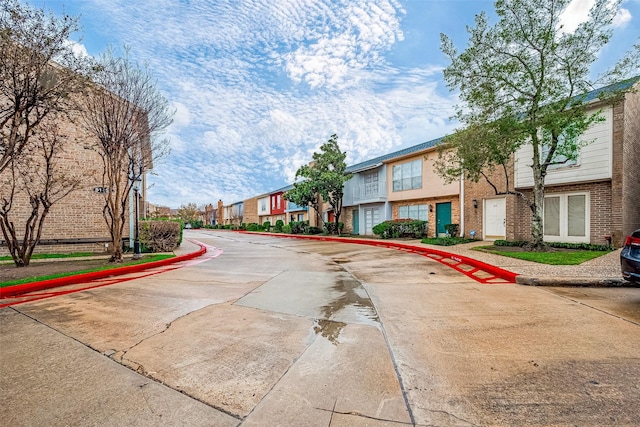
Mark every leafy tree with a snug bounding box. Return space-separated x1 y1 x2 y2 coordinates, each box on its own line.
0 1 85 266
177 202 200 224
437 0 639 249
79 48 172 262
285 134 351 234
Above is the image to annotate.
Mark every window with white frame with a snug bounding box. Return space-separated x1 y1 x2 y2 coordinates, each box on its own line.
392 159 422 192
543 192 589 242
398 204 428 221
541 132 579 170
363 171 379 197
259 198 267 213
276 195 281 209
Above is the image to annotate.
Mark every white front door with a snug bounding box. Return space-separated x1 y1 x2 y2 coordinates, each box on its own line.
364 207 380 235
484 197 506 240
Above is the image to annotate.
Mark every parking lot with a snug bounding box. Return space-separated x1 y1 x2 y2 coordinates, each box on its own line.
1 230 639 426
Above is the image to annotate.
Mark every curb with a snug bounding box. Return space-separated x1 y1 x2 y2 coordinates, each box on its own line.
236 231 519 284
0 241 207 298
516 276 635 287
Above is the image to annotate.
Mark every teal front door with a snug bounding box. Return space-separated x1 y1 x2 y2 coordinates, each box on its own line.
352 209 359 235
436 202 452 237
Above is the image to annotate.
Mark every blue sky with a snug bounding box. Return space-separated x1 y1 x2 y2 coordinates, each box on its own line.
33 0 639 208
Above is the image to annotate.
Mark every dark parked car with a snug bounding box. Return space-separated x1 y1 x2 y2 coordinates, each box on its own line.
621 229 640 283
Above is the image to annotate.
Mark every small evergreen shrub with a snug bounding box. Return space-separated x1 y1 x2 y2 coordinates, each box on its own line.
263 221 271 232
494 239 612 251
246 223 262 231
373 219 428 239
323 222 344 235
305 226 323 235
282 224 292 234
290 221 308 234
274 219 284 232
444 224 459 237
190 219 203 229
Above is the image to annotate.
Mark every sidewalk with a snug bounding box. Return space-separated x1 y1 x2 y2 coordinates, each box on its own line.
385 238 628 286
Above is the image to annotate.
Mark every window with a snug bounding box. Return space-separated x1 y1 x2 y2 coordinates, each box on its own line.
363 171 379 197
543 193 588 242
271 197 275 209
297 213 304 222
260 198 267 213
541 132 579 169
276 195 281 209
392 159 422 192
398 204 428 221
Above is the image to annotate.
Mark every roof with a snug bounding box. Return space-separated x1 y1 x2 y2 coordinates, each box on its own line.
581 76 639 103
345 136 443 173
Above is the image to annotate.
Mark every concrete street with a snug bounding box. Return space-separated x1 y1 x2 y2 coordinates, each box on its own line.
1 230 639 426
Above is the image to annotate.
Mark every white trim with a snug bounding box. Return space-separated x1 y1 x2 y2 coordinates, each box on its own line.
543 191 590 243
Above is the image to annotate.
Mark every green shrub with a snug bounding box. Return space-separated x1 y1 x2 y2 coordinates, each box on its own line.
373 219 428 239
190 219 203 229
494 239 612 251
246 223 263 231
282 224 292 234
323 222 344 235
139 220 181 252
305 226 323 235
263 221 271 232
444 224 459 237
289 221 308 234
422 237 478 246
274 219 284 232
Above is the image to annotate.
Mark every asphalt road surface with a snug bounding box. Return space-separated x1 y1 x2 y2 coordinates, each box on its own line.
1 230 639 426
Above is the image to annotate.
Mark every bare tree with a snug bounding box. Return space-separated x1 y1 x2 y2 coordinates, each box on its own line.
0 122 83 266
0 0 86 265
0 0 84 173
79 48 172 262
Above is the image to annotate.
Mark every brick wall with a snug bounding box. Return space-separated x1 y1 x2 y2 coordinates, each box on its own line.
463 159 517 240
391 196 460 238
622 86 640 240
0 112 132 256
512 181 612 245
243 197 259 224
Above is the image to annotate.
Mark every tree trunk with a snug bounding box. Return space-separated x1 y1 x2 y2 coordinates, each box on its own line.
530 166 548 251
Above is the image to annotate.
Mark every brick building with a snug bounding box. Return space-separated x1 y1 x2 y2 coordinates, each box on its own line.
463 80 640 246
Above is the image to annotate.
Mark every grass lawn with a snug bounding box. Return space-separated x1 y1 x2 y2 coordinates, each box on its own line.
0 252 95 262
0 254 174 288
473 246 609 265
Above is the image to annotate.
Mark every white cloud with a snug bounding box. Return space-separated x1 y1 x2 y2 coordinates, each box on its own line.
559 0 596 33
613 7 632 26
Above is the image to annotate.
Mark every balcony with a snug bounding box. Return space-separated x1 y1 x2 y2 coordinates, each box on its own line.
353 182 387 203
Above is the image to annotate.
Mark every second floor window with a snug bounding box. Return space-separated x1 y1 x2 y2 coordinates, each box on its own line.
392 159 422 192
260 199 267 212
363 172 379 196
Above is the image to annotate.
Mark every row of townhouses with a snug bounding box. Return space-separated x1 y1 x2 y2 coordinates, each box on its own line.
218 80 640 247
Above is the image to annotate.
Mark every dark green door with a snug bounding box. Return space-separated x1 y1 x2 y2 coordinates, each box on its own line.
436 202 452 237
352 209 359 235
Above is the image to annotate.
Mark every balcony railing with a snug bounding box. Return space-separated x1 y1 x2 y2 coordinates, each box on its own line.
353 182 386 202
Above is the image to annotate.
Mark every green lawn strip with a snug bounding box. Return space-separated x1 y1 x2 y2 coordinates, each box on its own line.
0 252 95 262
472 246 607 265
0 254 174 288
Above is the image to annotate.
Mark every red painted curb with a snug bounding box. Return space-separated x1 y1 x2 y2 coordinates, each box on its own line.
236 230 518 283
0 241 207 298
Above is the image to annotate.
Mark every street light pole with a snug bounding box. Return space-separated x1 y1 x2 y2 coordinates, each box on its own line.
133 182 141 260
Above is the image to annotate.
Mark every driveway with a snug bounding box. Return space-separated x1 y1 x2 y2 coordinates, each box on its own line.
1 230 639 426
